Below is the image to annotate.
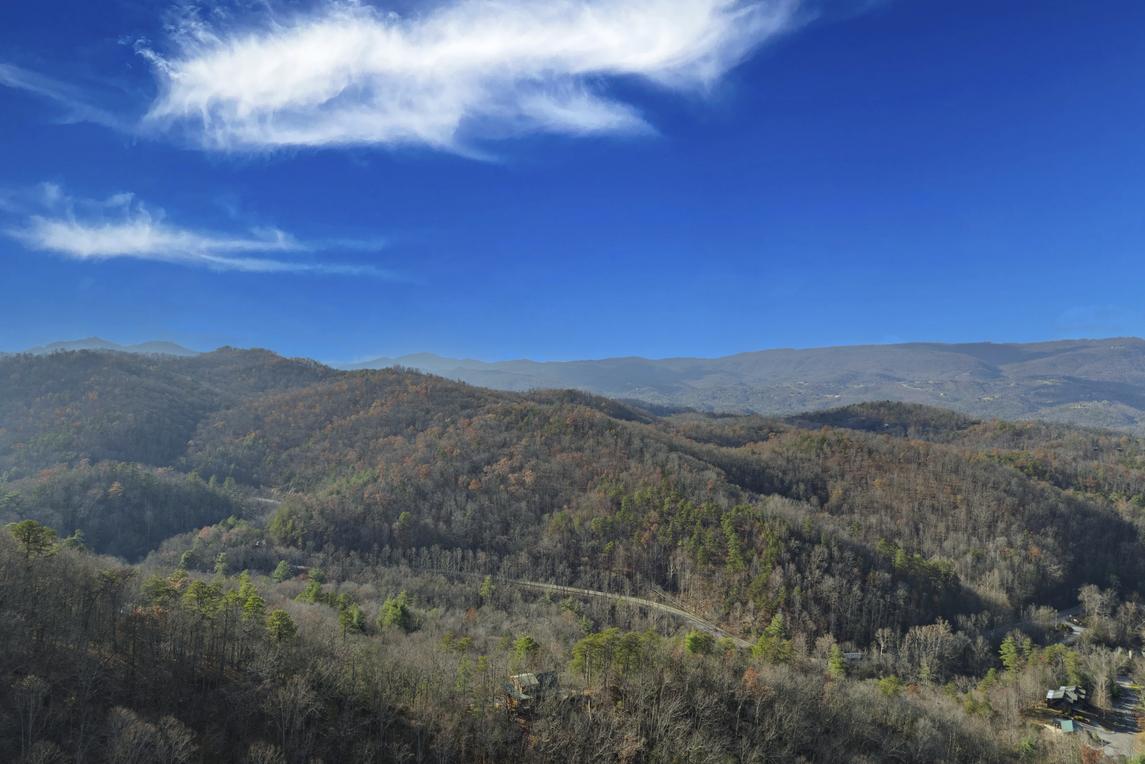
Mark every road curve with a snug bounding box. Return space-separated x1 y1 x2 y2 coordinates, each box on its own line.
425 569 751 648
511 579 753 648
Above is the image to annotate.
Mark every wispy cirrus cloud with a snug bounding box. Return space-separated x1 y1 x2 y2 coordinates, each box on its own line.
3 184 392 275
142 0 801 152
0 63 127 130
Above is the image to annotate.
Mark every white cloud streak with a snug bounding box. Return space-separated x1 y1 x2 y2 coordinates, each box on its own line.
144 0 799 151
4 185 388 275
0 63 126 129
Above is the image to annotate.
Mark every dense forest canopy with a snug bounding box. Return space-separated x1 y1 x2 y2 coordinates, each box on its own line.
3 349 1145 761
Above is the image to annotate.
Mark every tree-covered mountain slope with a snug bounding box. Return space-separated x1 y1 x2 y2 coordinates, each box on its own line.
0 349 335 477
4 349 1145 641
171 365 1145 643
3 349 1144 762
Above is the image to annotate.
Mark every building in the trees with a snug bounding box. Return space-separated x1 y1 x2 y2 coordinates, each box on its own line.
1045 686 1087 713
503 672 559 710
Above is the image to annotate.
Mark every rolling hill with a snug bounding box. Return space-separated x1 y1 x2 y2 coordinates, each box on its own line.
5 349 1145 628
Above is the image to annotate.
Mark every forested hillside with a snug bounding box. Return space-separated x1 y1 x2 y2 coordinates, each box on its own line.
1 461 244 561
177 369 1145 640
3 349 1145 761
0 348 332 478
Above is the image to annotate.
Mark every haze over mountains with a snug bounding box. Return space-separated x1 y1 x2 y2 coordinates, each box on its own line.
13 336 1145 434
353 338 1145 434
18 337 198 357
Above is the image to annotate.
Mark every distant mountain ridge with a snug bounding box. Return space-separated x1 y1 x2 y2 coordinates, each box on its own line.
15 337 1145 433
347 338 1145 434
20 337 198 356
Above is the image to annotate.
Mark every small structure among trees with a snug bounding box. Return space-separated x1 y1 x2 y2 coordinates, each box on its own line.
503 672 559 711
1045 685 1087 714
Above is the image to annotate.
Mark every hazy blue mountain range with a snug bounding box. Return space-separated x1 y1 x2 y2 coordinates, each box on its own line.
347 338 1145 434
14 337 1145 433
20 337 198 356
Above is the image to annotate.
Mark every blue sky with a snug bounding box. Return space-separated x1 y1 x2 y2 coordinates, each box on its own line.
0 0 1143 363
